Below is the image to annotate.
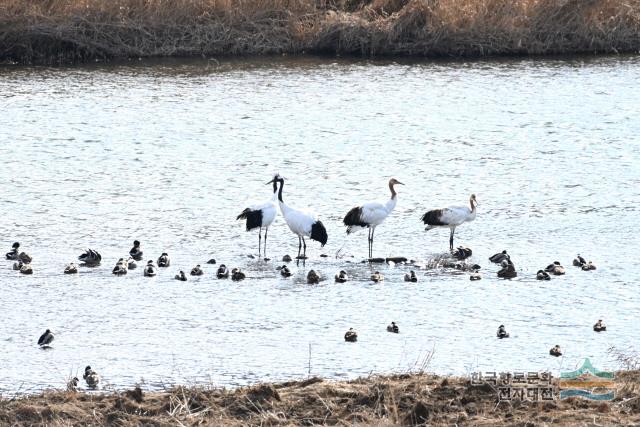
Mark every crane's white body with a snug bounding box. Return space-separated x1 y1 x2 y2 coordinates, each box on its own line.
422 195 477 250
279 202 318 238
238 181 279 258
425 204 476 230
274 177 327 258
353 198 397 229
251 194 278 229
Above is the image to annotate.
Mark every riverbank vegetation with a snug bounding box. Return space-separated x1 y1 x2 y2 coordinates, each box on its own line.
1 0 640 64
2 371 640 426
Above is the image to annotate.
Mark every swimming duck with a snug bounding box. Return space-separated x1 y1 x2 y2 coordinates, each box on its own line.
129 240 143 261
64 263 78 274
497 325 509 339
5 242 19 260
12 260 22 270
280 265 292 277
335 270 348 283
344 328 358 342
83 366 100 389
536 270 551 280
38 329 54 347
549 345 562 357
78 249 102 266
190 265 204 276
67 377 79 392
489 250 509 264
593 319 606 332
217 264 229 279
371 271 384 282
112 258 128 275
404 271 418 282
582 261 596 271
282 255 293 262
127 257 137 270
387 322 399 333
545 261 565 275
307 270 320 284
451 246 472 260
573 254 586 267
231 268 246 281
144 260 157 277
497 260 517 278
175 271 188 281
20 263 33 275
207 258 216 264
469 271 482 281
157 253 170 267
18 252 32 264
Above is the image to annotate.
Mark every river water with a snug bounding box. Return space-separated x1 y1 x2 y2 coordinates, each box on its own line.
1 56 639 394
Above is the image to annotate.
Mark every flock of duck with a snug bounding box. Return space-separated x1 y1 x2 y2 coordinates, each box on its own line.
341 251 603 350
489 251 603 359
36 329 99 390
5 175 605 390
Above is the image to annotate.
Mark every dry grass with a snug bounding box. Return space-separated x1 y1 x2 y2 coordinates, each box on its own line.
1 0 640 64
1 372 640 426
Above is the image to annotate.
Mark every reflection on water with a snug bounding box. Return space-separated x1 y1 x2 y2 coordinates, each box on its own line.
0 55 639 394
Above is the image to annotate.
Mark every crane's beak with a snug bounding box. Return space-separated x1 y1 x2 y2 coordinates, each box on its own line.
266 178 275 185
396 181 404 185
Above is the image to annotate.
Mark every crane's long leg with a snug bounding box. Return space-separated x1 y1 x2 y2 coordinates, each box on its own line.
367 228 372 259
298 235 302 257
370 227 376 259
302 237 307 258
449 227 455 250
259 227 262 257
264 227 268 258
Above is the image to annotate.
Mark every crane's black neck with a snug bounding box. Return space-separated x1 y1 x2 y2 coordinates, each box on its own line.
277 178 284 203
272 179 278 194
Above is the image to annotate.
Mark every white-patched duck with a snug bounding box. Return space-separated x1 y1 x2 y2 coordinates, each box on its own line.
335 270 348 283
144 260 157 277
549 345 562 357
129 240 143 261
387 322 399 333
83 366 100 389
344 328 358 342
190 265 204 276
157 253 170 267
217 264 229 279
497 325 509 339
64 263 78 274
404 270 418 282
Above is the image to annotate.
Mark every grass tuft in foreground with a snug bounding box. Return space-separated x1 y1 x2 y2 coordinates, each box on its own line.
1 371 640 426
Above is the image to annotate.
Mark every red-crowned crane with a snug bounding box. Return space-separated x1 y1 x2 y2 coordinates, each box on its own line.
421 194 477 250
236 175 279 258
273 176 327 259
343 178 404 258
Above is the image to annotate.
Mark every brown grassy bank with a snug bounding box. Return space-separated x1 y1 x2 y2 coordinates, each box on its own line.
1 0 640 64
2 372 640 426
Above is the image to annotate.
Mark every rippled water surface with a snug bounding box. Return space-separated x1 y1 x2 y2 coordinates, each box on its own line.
1 56 639 394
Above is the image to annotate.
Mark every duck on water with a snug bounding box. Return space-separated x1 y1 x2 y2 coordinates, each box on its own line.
38 329 54 348
129 240 143 261
5 242 20 260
